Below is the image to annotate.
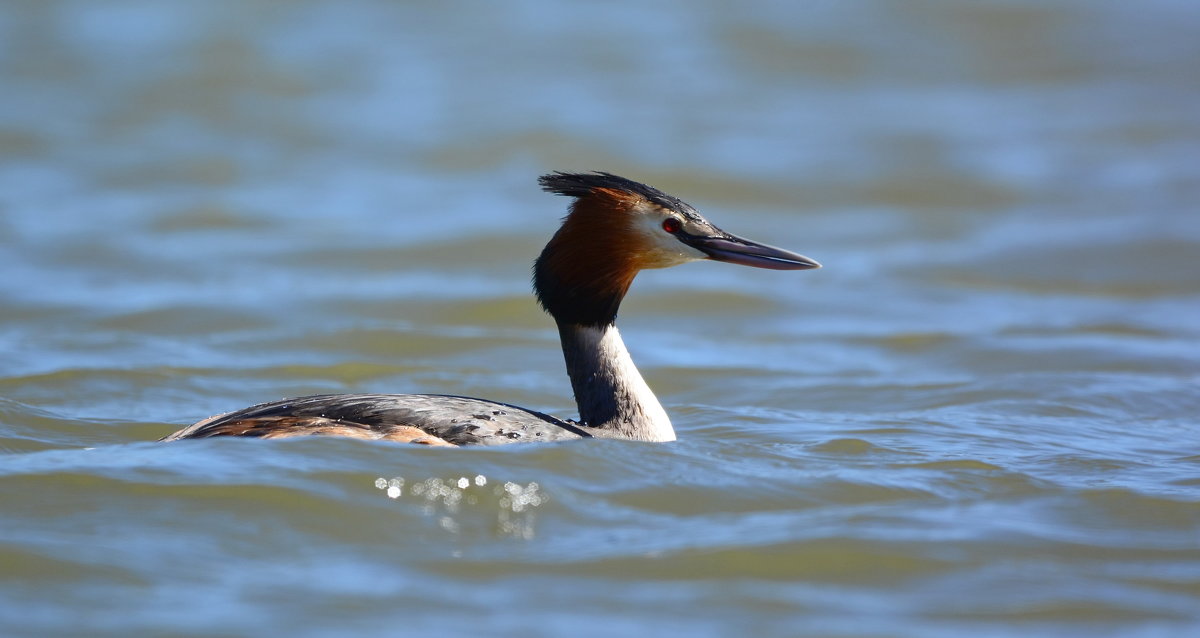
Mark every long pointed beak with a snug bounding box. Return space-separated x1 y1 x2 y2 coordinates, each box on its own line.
682 230 821 270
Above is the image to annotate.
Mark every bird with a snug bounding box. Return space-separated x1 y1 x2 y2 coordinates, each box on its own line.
161 172 819 447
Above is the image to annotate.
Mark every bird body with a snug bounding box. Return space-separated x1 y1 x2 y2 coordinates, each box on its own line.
162 172 819 447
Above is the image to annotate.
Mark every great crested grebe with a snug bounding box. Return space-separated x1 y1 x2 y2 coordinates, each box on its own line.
162 172 819 447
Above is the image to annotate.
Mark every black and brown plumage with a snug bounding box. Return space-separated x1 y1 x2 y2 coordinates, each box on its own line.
161 172 819 447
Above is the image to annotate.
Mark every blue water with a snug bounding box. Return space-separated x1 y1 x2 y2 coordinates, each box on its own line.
2 1 1199 636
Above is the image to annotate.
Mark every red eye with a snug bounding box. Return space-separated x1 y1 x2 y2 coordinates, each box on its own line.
662 217 681 233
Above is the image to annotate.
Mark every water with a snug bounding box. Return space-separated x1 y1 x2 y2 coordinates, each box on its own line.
2 1 1199 636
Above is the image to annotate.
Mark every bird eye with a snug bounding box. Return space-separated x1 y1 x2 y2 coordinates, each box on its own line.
662 217 682 233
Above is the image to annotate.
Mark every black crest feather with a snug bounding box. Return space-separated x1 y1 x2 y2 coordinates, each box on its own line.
538 171 694 216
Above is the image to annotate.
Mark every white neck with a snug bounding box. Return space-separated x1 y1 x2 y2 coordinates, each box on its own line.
557 324 676 442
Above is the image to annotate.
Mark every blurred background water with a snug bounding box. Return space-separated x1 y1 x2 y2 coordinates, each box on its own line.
2 1 1199 636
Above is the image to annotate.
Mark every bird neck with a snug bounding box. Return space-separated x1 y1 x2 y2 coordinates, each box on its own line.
557 322 675 442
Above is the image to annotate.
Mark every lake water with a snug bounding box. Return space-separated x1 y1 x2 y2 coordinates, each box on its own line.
2 1 1199 636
